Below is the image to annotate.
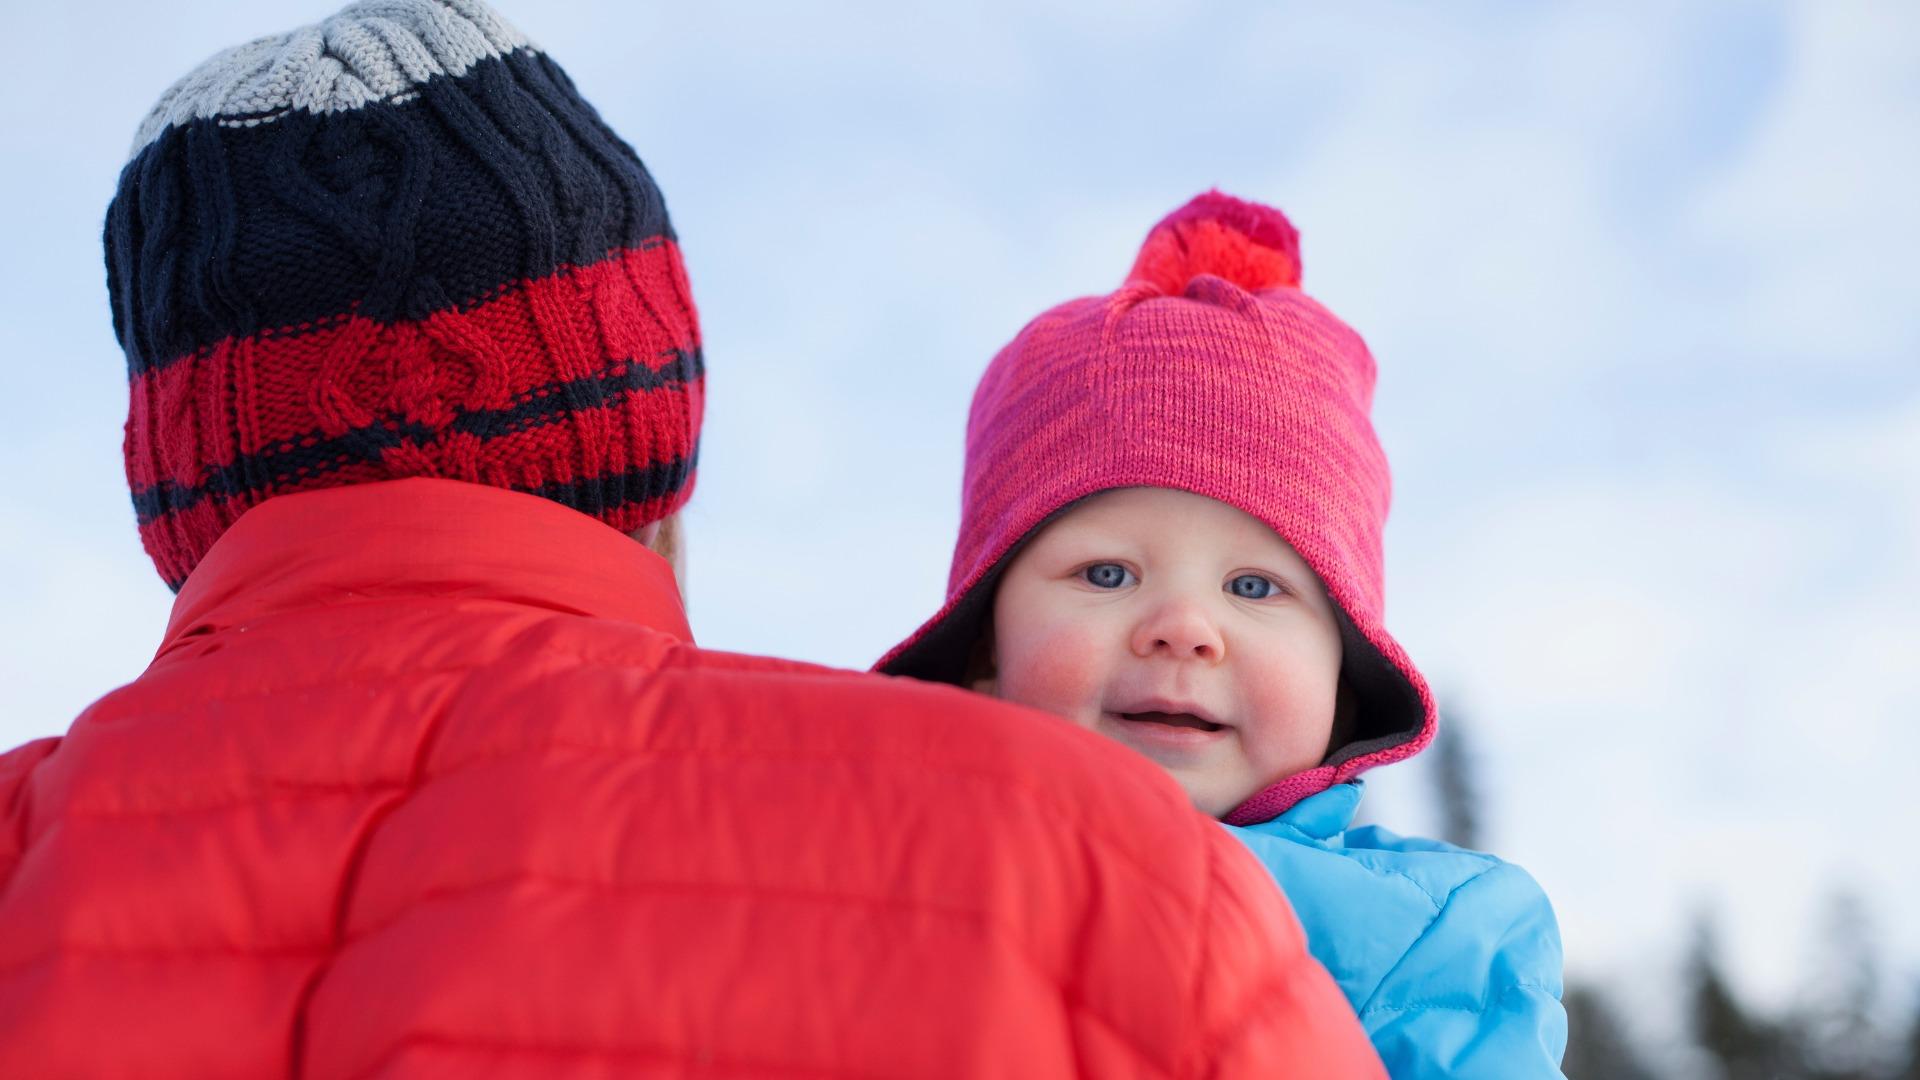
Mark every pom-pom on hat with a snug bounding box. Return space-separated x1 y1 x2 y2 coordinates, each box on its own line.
1126 189 1302 293
876 190 1435 824
106 0 702 591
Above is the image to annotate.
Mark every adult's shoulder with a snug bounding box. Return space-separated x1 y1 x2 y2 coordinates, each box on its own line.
654 647 1220 854
0 737 61 888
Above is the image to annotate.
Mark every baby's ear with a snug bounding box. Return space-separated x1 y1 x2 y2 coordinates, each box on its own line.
963 629 998 696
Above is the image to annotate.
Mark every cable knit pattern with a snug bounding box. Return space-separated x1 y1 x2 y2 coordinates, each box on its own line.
129 0 529 151
877 191 1435 824
105 0 699 590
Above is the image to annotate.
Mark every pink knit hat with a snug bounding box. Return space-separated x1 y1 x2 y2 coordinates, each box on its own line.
876 191 1436 825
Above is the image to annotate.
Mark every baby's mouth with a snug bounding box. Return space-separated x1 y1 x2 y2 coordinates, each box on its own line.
1117 710 1225 733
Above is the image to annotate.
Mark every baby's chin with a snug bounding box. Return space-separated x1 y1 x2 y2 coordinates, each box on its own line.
1159 764 1258 820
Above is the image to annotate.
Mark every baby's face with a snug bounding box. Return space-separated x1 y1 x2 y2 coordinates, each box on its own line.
982 487 1343 817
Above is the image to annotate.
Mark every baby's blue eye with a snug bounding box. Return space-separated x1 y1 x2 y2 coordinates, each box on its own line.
1229 574 1278 599
1083 563 1135 589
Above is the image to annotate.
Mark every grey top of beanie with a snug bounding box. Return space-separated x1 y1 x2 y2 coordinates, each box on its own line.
130 0 531 155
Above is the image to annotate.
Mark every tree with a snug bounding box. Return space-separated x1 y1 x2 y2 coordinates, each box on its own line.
1796 890 1888 1080
1689 914 1806 1079
1884 981 1920 1080
1562 981 1658 1080
1430 706 1482 850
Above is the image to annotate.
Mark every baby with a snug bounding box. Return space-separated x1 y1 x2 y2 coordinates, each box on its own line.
880 192 1567 1077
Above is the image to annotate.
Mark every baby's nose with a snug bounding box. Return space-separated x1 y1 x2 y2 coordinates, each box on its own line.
1131 601 1226 663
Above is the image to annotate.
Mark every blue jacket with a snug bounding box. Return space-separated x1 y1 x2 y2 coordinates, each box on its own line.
1228 783 1567 1078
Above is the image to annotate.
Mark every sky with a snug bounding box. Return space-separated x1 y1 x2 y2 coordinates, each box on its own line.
3 0 1917 1035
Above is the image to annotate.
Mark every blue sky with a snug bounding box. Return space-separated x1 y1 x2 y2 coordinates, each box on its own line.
3 0 1916 1032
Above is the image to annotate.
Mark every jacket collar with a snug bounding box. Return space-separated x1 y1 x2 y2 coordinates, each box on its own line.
159 479 691 657
1273 782 1365 840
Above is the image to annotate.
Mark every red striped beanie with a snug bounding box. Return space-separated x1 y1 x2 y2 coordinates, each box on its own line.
105 0 702 590
878 191 1436 824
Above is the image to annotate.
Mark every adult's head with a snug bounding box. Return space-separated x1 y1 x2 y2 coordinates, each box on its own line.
105 0 702 591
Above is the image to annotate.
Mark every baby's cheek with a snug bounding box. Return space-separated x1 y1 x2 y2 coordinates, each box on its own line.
997 624 1107 722
1238 664 1339 770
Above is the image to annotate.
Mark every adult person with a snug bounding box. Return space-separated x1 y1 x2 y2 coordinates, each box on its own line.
0 2 1382 1075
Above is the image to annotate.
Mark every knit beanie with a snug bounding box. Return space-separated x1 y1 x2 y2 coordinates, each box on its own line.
877 191 1435 824
106 0 702 590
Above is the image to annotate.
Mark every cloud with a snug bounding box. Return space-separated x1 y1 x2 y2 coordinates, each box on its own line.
1685 2 1920 369
1382 391 1920 1007
0 486 173 752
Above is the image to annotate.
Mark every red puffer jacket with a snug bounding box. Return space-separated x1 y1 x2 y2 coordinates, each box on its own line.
0 479 1381 1079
